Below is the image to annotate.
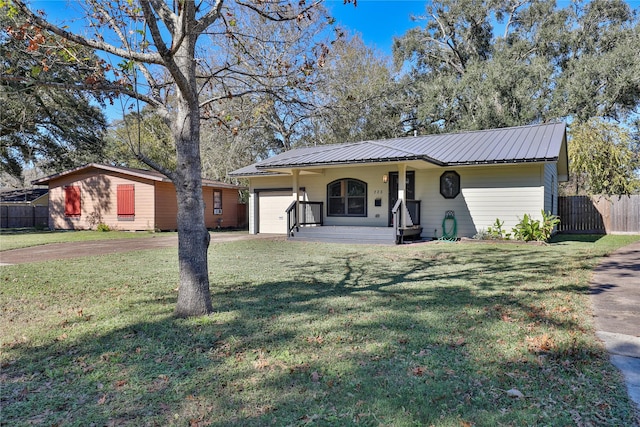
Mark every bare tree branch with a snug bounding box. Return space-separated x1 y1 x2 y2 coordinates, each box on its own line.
1 75 164 109
14 0 164 65
148 0 177 33
194 0 225 33
85 0 161 102
139 0 197 105
235 0 322 22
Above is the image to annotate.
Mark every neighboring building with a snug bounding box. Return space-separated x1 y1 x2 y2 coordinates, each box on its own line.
32 163 244 231
230 122 568 242
0 188 49 206
0 188 49 229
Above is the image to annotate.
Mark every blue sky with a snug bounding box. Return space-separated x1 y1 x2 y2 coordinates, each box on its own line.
326 1 426 54
35 0 425 55
31 0 428 121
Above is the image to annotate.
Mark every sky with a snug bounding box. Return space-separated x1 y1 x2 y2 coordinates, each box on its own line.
29 0 640 123
29 0 427 122
326 1 426 54
34 0 426 56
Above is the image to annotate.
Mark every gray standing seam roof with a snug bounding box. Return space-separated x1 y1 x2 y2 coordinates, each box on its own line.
229 122 566 176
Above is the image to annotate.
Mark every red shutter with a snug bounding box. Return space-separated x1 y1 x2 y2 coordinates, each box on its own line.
117 184 135 216
64 186 81 216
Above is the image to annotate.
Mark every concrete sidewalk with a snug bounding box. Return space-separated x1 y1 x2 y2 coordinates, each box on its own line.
590 240 640 412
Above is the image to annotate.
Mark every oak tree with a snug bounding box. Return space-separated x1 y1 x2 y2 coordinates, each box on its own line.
6 0 349 317
568 119 640 196
303 34 407 146
393 0 640 133
0 8 107 179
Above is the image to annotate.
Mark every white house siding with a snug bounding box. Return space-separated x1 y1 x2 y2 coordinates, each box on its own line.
299 165 390 227
414 164 547 238
248 166 393 233
543 163 558 216
248 162 554 238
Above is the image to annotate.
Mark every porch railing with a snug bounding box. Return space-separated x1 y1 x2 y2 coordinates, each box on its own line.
391 199 402 242
406 200 421 225
300 201 323 226
286 200 298 236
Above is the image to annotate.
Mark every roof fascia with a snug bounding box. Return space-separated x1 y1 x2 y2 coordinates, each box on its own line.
31 163 168 185
254 155 445 171
444 157 559 167
201 180 245 189
557 132 569 182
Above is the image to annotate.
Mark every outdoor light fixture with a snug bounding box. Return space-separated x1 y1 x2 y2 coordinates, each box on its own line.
382 174 388 183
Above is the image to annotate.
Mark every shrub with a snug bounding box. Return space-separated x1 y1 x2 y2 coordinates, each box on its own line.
540 210 561 239
473 229 490 240
512 210 560 242
96 223 111 232
487 218 511 240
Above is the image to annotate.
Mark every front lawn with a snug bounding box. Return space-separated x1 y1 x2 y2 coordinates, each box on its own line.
1 235 639 426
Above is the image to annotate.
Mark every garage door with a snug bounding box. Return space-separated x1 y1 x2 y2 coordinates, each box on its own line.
258 191 293 234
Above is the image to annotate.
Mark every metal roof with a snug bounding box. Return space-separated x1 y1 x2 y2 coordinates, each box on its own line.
229 122 567 176
0 188 48 203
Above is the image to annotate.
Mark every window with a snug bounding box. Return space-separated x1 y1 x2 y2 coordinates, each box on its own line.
327 178 367 217
117 184 135 218
64 186 81 217
213 191 222 215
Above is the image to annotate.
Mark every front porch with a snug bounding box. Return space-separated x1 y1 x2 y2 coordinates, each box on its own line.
286 200 423 244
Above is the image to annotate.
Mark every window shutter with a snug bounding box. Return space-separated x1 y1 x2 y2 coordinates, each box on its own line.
117 184 135 216
64 186 81 216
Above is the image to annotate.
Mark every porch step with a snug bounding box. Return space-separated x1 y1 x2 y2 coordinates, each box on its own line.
290 226 396 245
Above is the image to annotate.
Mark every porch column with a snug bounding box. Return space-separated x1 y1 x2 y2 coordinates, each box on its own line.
292 170 299 225
249 191 257 234
398 163 407 227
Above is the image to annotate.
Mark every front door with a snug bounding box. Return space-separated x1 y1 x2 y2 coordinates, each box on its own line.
388 171 415 226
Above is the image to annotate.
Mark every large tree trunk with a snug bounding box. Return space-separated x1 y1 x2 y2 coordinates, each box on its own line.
173 144 213 317
171 29 213 318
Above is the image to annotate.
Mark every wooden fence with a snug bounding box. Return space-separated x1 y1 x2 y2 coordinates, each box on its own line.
0 205 49 229
558 195 640 234
236 203 248 229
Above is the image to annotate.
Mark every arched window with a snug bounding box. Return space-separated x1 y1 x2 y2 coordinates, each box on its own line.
327 178 367 217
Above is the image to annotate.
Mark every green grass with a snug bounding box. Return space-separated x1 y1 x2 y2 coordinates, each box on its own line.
0 229 164 251
1 235 639 426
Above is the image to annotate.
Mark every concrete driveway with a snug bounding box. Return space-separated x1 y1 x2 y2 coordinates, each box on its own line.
590 240 640 412
0 232 282 265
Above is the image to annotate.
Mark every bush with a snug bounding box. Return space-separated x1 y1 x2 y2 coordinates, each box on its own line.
512 210 560 242
486 218 511 240
473 229 491 240
96 223 111 232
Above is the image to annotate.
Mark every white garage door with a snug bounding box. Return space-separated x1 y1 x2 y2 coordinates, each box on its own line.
258 191 293 234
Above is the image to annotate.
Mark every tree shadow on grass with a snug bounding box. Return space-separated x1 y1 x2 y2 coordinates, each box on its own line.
551 234 605 244
2 243 637 426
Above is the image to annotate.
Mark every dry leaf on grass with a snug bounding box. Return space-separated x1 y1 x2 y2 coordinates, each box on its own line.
506 388 524 398
526 333 556 353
